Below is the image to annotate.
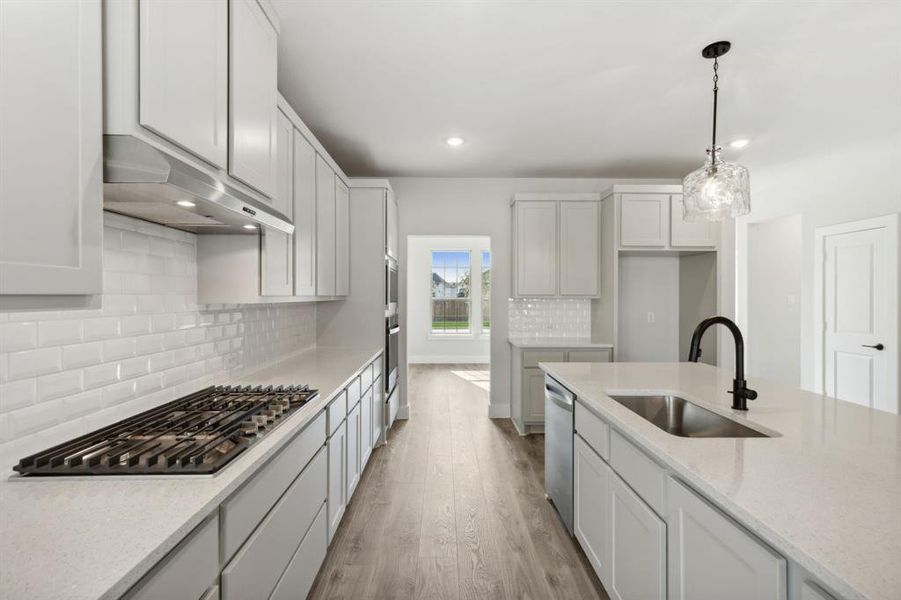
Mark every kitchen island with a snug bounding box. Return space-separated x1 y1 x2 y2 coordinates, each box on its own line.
539 361 900 600
0 345 382 600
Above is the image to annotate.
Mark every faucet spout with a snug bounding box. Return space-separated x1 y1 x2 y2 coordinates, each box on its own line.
688 316 758 410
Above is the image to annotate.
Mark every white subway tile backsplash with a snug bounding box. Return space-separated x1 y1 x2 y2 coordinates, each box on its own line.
62 341 104 370
508 297 591 339
0 379 36 412
0 322 37 353
0 214 317 447
7 347 62 380
37 370 83 403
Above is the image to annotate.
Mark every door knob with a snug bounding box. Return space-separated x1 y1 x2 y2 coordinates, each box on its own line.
862 343 885 351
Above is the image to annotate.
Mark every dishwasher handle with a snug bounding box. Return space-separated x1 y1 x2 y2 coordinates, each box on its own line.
545 379 574 412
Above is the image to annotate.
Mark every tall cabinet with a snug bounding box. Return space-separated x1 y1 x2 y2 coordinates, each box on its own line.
512 193 601 298
0 0 103 295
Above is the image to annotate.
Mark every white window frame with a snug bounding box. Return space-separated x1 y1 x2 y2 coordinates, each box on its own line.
429 249 473 337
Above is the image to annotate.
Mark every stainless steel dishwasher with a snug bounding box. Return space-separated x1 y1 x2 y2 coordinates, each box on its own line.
544 375 575 534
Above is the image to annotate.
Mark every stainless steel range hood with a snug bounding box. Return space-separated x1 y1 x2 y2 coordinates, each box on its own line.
102 135 294 234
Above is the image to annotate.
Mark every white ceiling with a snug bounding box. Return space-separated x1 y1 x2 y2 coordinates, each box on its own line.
273 1 901 178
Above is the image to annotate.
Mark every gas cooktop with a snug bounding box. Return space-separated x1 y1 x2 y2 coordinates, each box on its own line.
13 384 318 476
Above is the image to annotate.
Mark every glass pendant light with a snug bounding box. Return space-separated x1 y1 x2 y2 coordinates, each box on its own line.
682 41 750 222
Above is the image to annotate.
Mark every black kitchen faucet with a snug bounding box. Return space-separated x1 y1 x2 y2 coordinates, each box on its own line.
688 316 758 410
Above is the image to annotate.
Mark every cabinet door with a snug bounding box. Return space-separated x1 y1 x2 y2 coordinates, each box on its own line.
228 0 277 197
327 421 346 543
522 369 546 424
668 477 787 600
293 131 317 296
346 402 361 499
335 178 350 296
139 0 227 168
273 110 294 219
670 194 716 247
619 194 669 247
515 201 558 296
315 156 337 296
0 0 102 295
574 435 612 587
559 201 600 296
372 377 384 446
361 386 373 468
609 471 666 600
260 111 294 296
386 191 398 259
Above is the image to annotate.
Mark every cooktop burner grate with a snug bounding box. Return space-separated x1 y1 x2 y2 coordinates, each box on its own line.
13 385 318 476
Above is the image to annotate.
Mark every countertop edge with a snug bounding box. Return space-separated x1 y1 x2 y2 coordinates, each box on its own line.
507 337 614 349
539 362 868 600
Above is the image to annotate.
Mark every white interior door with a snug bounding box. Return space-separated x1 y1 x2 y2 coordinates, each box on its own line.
821 216 899 413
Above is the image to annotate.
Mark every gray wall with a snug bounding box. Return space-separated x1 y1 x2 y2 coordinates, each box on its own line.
617 255 680 362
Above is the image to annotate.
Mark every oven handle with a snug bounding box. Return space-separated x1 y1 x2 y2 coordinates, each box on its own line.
388 326 400 335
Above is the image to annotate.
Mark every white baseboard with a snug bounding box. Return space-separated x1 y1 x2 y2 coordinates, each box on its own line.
408 355 490 364
488 403 511 419
396 404 410 420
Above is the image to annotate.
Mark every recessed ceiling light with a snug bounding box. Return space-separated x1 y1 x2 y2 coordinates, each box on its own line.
729 139 750 149
176 200 196 208
242 224 257 230
445 136 464 147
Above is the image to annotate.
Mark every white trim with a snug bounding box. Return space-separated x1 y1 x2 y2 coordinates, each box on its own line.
396 404 410 420
813 213 900 400
409 355 490 364
488 403 511 419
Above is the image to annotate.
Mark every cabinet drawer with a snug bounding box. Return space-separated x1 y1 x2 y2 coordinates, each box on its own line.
270 504 328 600
567 349 611 363
360 363 374 392
523 350 566 368
610 430 666 516
222 448 327 600
126 514 219 600
575 402 610 460
346 376 361 412
328 390 347 436
220 411 326 562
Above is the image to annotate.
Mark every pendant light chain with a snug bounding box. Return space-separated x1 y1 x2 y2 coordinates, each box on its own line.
711 57 719 152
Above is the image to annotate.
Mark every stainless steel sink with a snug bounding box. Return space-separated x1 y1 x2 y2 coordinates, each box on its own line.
607 394 770 438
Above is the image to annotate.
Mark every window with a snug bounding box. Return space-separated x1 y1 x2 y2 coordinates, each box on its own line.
431 250 471 335
481 250 491 333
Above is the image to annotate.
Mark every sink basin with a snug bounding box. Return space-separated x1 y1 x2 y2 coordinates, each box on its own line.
607 394 770 438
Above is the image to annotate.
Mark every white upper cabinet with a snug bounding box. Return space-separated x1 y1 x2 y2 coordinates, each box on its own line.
513 195 601 298
0 0 103 295
667 477 787 600
559 200 600 296
620 193 669 247
316 156 337 297
139 0 228 168
335 179 350 297
386 191 398 260
515 201 558 296
670 195 717 247
260 111 294 296
228 0 278 197
293 131 317 296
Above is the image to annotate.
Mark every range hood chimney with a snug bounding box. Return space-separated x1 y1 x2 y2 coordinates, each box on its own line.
102 135 293 235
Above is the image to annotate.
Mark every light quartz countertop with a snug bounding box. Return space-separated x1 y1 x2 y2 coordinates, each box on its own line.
0 345 382 600
508 336 614 349
538 361 901 600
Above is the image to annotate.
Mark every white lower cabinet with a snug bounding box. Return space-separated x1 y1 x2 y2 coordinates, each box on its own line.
667 477 787 600
361 386 373 467
609 470 666 600
221 448 327 600
327 418 347 543
523 369 547 424
346 401 361 498
269 504 328 600
574 434 612 586
372 376 384 446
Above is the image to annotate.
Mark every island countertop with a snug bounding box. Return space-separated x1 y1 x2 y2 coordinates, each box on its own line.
0 345 382 600
538 361 901 600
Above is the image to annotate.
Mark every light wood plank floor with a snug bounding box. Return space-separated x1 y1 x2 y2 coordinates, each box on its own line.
308 364 609 600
